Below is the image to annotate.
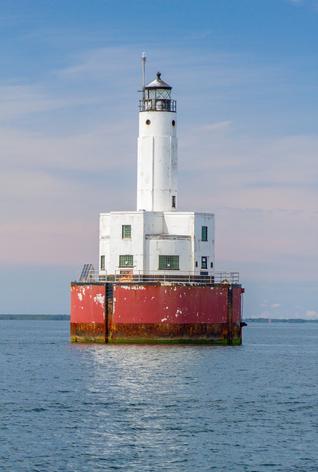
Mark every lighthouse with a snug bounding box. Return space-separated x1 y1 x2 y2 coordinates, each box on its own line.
70 57 244 345
137 72 178 212
99 66 215 277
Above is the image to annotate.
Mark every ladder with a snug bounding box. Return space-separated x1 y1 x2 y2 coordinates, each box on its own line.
79 264 95 282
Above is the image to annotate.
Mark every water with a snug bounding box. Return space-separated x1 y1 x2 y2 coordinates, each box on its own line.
1 321 318 471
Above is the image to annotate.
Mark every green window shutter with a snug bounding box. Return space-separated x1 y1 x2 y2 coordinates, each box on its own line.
201 226 208 241
119 255 134 268
122 225 132 239
158 255 179 270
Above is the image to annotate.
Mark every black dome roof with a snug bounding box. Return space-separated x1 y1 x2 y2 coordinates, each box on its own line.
145 72 171 89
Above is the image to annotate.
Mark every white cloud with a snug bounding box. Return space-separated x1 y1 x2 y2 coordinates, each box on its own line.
0 121 135 174
0 84 96 121
286 0 318 11
56 47 136 80
180 128 318 211
203 121 232 131
304 310 318 319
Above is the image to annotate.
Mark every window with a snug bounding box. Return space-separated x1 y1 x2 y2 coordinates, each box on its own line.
172 120 176 126
210 262 213 268
100 255 105 271
201 256 207 270
156 89 171 99
195 261 198 268
122 225 131 239
172 195 176 208
159 255 179 270
201 226 208 241
119 255 134 268
146 119 151 125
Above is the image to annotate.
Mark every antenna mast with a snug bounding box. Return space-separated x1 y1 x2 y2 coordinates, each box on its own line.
141 52 146 90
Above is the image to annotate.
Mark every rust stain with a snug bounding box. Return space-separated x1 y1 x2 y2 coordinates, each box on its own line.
71 322 106 342
110 322 241 342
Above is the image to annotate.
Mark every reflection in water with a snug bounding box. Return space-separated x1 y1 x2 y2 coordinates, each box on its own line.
80 345 213 469
1 321 318 471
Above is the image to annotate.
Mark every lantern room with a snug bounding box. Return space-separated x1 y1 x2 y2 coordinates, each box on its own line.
139 72 177 112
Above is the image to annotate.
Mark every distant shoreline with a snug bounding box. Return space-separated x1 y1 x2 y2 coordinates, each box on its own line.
0 314 70 320
0 315 317 323
245 318 318 323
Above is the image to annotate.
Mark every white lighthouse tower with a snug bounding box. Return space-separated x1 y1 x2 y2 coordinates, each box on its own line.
99 57 215 278
137 71 178 212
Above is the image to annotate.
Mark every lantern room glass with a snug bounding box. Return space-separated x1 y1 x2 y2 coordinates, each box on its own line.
144 89 171 100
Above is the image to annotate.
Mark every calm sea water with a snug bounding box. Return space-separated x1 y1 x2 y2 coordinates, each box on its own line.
1 320 318 471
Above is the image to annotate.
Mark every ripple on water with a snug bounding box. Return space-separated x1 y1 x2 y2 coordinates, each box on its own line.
1 321 318 471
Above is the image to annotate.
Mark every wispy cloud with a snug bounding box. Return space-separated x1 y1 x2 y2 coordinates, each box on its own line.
203 121 232 131
56 47 135 80
0 84 65 119
286 0 318 11
305 310 318 319
0 43 317 317
0 84 99 122
0 122 135 173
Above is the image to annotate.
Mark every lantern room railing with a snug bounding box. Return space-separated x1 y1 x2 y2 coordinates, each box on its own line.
139 99 177 112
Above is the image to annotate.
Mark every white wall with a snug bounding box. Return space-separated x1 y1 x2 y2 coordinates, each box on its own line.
137 111 178 212
99 213 110 273
99 211 145 274
193 213 215 274
99 210 215 276
164 212 195 236
146 237 192 274
144 211 164 234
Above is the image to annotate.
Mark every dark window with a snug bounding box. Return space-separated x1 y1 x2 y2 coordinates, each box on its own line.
210 262 213 268
172 120 176 126
195 261 198 268
159 255 179 270
146 119 151 125
201 256 207 269
119 255 134 268
122 225 131 239
201 226 208 241
172 195 176 208
100 255 105 270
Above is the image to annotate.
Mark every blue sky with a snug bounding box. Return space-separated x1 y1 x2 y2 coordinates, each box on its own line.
0 0 317 317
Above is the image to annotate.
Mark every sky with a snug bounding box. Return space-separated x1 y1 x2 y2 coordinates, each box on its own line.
0 0 317 318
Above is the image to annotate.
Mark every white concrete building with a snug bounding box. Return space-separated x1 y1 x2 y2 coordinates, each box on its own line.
99 70 215 277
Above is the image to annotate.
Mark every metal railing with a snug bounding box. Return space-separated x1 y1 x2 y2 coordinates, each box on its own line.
77 268 240 285
139 99 177 112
